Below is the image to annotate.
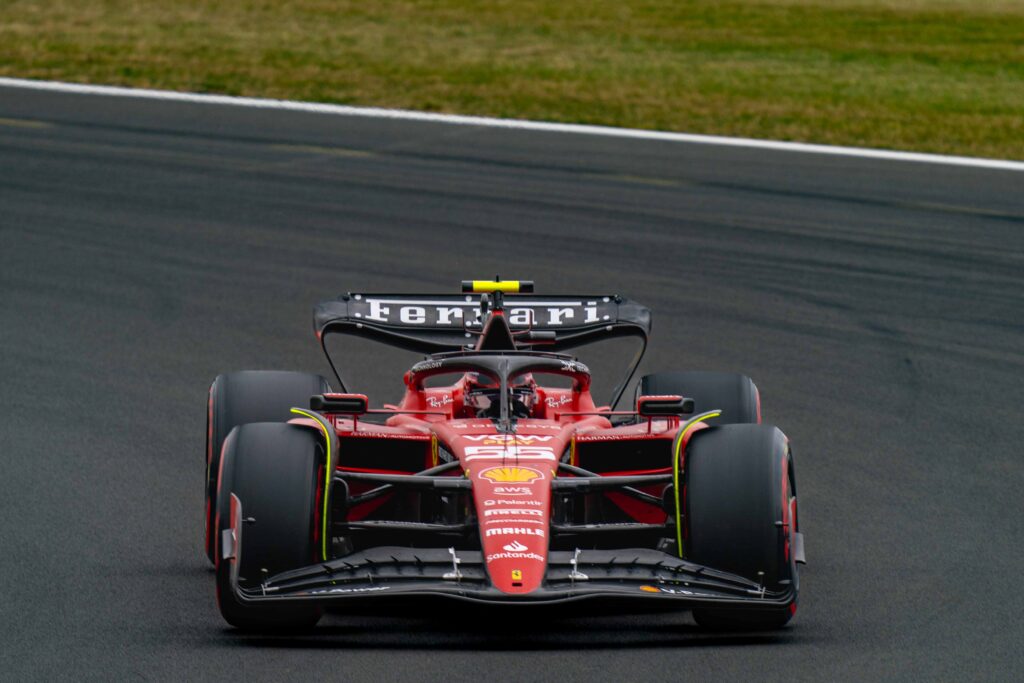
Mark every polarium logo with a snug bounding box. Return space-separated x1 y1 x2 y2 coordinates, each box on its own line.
479 466 543 483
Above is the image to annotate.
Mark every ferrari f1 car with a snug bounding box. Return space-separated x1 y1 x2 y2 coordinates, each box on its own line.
205 280 805 630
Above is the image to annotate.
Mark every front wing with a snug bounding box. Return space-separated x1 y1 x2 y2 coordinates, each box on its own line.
223 496 795 610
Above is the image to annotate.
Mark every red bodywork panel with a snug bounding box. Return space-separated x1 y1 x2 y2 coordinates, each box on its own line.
312 373 710 596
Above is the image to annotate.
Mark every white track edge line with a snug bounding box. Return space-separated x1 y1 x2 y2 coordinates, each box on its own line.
2 77 1022 172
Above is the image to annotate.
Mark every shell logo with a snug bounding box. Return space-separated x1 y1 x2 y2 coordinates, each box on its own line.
480 466 543 483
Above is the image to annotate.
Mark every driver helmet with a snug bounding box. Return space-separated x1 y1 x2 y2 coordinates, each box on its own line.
464 372 538 418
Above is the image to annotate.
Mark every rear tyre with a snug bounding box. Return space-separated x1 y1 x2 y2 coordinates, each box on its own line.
214 422 325 631
684 424 799 630
205 371 331 563
639 371 760 424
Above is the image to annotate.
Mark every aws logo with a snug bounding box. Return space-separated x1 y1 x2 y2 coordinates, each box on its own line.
479 466 544 483
492 486 533 496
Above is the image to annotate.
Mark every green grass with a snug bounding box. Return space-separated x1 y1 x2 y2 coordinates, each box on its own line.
1 1 1022 158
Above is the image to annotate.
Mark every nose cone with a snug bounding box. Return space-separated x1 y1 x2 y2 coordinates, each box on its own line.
472 464 552 594
436 423 565 595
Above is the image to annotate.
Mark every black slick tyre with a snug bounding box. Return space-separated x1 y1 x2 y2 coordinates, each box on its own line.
205 371 331 563
639 371 759 424
684 424 799 630
214 422 325 631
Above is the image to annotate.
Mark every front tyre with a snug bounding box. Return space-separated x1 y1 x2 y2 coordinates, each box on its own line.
205 370 331 563
214 422 325 631
684 424 799 630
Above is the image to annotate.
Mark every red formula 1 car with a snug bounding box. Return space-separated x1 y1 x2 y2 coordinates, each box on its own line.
205 280 804 630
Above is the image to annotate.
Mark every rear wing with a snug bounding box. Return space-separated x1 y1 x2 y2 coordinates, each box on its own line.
314 293 650 353
314 293 651 406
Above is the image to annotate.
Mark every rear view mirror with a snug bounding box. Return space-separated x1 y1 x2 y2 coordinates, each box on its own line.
310 393 368 414
637 394 695 417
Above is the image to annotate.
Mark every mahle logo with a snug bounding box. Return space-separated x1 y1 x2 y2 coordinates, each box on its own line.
479 466 543 483
485 527 545 537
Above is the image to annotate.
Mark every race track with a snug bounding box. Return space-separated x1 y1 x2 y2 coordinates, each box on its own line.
1 85 1022 681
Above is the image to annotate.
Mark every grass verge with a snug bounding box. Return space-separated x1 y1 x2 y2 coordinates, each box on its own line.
1 0 1022 158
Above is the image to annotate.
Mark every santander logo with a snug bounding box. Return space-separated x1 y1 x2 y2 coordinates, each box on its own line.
503 540 528 552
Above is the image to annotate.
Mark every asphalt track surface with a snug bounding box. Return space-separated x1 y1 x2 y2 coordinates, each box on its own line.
2 85 1022 681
